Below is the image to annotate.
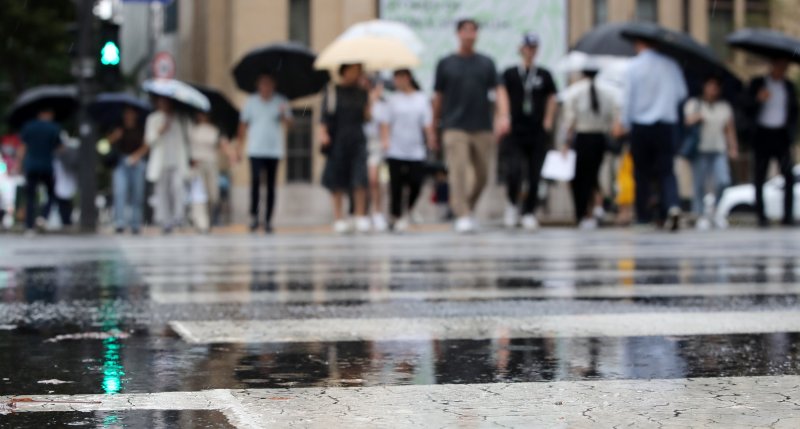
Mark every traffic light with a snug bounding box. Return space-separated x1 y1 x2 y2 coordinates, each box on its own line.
96 20 121 90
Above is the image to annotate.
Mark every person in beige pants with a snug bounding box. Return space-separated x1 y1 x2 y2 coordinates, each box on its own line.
190 112 233 233
432 18 510 233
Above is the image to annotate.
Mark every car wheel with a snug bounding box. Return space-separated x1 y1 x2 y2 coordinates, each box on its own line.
727 204 756 226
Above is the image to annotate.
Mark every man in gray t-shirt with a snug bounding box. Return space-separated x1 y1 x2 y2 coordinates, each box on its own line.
433 18 509 233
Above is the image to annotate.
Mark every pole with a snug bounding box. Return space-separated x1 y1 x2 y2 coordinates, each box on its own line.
77 0 98 232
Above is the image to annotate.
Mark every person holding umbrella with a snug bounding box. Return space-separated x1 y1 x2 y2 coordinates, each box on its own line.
746 59 797 227
237 73 293 234
145 96 191 234
621 37 687 231
320 63 373 234
106 106 149 235
728 29 800 226
16 108 63 234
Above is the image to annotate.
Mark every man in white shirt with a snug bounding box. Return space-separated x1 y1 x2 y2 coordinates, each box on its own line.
746 58 798 227
622 38 687 231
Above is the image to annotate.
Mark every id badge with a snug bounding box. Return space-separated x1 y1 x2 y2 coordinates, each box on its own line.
522 98 533 115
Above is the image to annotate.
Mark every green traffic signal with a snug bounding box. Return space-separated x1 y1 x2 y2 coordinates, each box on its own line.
100 41 120 66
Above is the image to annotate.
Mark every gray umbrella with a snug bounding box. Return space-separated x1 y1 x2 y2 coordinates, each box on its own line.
573 22 637 57
727 28 800 63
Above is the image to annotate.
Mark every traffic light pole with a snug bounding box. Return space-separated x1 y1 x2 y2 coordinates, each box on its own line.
76 0 98 232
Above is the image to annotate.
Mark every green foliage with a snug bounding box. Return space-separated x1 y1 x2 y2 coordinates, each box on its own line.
0 0 75 133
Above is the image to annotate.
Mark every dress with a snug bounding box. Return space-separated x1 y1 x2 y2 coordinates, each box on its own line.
321 85 369 192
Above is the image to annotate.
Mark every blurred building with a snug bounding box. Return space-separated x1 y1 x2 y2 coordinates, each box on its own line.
118 0 796 225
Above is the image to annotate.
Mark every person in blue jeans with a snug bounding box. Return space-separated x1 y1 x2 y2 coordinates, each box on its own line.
683 76 739 230
108 107 149 234
17 109 62 234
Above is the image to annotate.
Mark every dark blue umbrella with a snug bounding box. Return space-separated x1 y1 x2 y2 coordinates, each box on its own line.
6 85 78 130
727 28 800 63
232 42 330 99
88 93 151 126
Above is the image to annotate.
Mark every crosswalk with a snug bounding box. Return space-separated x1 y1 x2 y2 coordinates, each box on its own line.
1 229 800 427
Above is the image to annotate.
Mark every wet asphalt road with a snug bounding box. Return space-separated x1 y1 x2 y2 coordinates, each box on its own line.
1 228 800 428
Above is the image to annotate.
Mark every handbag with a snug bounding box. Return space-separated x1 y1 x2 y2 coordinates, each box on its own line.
679 101 701 160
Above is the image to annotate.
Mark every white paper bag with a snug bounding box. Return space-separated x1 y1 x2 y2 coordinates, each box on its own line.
189 176 208 204
541 150 576 182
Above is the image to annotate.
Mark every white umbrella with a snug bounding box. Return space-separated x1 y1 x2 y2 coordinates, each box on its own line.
314 37 420 71
556 51 629 104
337 20 424 55
142 79 211 112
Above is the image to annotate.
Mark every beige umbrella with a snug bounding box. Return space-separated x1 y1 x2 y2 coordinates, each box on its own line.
314 36 420 71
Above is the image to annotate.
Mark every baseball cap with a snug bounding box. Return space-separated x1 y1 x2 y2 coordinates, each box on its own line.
521 32 540 47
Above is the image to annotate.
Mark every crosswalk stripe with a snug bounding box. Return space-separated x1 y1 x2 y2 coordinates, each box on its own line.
5 376 799 429
169 310 800 344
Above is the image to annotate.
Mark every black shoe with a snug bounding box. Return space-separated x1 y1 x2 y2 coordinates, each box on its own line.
162 226 173 235
264 224 274 234
131 228 141 236
249 218 259 232
667 208 681 233
758 218 770 228
115 227 125 235
781 219 795 227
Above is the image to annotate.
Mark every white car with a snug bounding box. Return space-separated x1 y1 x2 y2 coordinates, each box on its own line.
716 165 800 224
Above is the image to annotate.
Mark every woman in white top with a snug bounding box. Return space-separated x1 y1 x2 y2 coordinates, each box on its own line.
562 68 619 228
190 112 232 233
380 69 435 231
684 76 739 229
145 96 191 234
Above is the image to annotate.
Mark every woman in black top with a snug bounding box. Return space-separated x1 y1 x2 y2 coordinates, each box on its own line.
320 63 372 234
108 107 149 234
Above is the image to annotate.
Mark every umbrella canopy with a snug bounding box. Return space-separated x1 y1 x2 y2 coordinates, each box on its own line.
190 84 240 139
613 22 742 101
573 22 637 57
232 42 329 99
620 22 728 75
88 93 151 126
142 78 211 113
727 28 800 63
6 85 78 130
315 37 420 72
337 20 424 56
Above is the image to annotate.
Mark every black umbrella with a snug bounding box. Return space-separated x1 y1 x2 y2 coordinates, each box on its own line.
573 22 637 57
190 84 240 139
727 28 800 63
617 22 742 101
620 22 730 75
88 93 151 127
6 85 78 130
232 42 330 99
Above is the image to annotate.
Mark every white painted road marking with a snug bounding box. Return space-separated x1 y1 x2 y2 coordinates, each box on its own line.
5 376 800 429
169 310 800 344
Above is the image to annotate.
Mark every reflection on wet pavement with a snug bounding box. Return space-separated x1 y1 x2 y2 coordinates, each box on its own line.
1 230 800 427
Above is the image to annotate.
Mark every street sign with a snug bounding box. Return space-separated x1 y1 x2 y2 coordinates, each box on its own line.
151 51 176 79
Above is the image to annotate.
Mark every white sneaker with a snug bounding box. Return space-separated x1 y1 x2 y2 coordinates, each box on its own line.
579 218 598 230
394 217 410 233
504 204 519 228
1 213 12 229
371 213 388 232
714 216 729 230
593 206 606 220
454 216 475 234
696 217 712 231
355 216 372 233
521 214 539 231
333 219 351 235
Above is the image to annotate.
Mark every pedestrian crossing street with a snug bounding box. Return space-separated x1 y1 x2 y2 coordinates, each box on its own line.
2 228 800 427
